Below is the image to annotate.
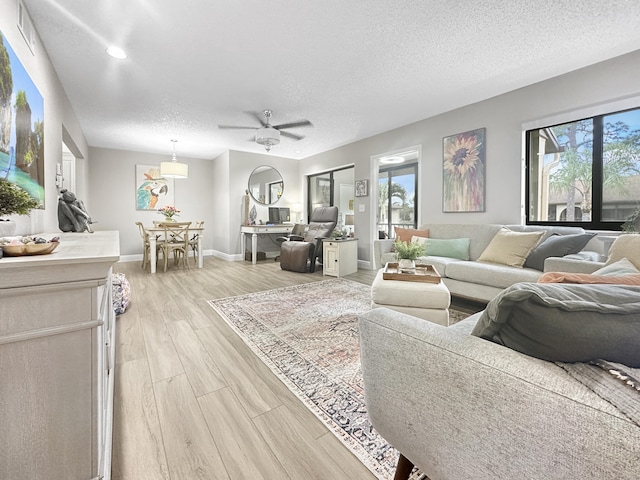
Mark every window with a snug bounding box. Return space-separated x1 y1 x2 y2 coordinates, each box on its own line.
526 107 640 230
377 163 418 238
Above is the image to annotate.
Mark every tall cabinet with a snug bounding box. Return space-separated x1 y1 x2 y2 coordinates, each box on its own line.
0 231 120 480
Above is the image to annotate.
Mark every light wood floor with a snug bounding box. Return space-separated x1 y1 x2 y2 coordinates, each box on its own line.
111 257 383 480
111 257 485 479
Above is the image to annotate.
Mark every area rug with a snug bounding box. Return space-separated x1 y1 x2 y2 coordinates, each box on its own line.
208 278 470 480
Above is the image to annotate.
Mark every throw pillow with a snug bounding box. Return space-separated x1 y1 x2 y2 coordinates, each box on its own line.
523 232 596 271
471 282 640 367
477 228 544 268
605 234 640 269
538 272 640 285
395 227 429 244
412 236 470 261
592 257 640 276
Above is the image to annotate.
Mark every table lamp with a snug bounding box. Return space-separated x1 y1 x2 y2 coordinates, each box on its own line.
345 214 355 236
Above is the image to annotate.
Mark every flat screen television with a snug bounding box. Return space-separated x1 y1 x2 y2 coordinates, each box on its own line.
268 207 290 224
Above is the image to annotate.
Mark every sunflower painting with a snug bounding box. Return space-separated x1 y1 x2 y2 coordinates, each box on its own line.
443 128 486 212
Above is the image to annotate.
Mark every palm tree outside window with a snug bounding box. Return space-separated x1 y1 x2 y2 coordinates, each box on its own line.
378 163 418 238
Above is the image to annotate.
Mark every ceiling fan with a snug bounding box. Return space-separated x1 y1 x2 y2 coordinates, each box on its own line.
218 110 313 152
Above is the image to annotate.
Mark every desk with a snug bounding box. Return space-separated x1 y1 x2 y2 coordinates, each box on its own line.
241 224 293 264
147 225 204 273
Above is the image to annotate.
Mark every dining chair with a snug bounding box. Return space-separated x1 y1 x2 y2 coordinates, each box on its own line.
188 221 204 264
135 221 152 269
158 222 191 272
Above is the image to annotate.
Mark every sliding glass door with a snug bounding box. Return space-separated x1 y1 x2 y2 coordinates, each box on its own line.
307 166 354 228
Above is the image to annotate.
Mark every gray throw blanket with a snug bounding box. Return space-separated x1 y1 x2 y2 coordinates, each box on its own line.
558 360 640 427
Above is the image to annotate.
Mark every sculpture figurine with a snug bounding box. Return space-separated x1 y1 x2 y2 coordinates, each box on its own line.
243 189 251 225
57 189 94 233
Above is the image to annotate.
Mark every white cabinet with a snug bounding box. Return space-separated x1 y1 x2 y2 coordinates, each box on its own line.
323 238 358 277
0 231 120 480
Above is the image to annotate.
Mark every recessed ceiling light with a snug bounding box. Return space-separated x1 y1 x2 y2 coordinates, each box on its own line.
380 155 405 164
294 149 302 154
106 46 127 59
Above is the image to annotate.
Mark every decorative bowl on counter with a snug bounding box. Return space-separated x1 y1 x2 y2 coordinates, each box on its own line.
0 236 60 256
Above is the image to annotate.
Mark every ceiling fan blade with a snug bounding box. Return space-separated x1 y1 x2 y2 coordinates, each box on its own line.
273 119 313 130
280 131 304 141
245 111 268 127
218 125 256 130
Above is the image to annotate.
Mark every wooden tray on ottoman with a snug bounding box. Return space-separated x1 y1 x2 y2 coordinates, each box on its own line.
383 262 442 283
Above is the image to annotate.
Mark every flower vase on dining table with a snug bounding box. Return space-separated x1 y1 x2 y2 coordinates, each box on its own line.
158 205 180 223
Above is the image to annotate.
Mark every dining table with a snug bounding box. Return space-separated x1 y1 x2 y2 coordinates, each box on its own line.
146 223 204 273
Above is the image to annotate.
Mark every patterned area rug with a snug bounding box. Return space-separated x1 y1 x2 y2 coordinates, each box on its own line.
208 278 470 480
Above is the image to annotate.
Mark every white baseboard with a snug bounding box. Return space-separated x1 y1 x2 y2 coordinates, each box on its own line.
119 250 351 265
358 259 373 270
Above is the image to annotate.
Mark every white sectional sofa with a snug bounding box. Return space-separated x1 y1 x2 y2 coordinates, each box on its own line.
360 234 640 480
373 223 603 302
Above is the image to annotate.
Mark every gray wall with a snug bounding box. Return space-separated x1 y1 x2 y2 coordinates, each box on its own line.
301 49 640 263
88 147 215 256
222 150 301 258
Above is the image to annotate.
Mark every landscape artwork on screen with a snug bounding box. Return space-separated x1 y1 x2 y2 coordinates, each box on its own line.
0 30 45 207
443 128 486 212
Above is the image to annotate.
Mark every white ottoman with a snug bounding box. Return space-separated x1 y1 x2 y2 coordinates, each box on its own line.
370 268 451 326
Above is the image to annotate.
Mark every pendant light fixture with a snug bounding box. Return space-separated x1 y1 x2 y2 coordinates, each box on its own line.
160 139 188 179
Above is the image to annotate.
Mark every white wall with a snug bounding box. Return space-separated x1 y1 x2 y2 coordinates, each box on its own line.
0 0 88 235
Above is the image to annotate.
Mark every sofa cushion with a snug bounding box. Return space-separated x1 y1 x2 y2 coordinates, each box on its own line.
523 232 597 271
421 224 502 260
446 260 541 289
593 257 640 276
395 227 429 244
411 236 470 261
471 282 640 366
417 256 463 278
477 228 544 268
605 234 640 269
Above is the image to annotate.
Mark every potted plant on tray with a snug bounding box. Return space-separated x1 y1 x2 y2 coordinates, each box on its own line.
394 239 425 273
0 178 40 237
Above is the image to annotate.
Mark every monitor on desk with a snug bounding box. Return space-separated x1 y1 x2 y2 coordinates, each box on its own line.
268 207 290 224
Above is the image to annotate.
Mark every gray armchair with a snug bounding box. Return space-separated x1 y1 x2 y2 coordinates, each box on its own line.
279 206 338 272
301 206 339 263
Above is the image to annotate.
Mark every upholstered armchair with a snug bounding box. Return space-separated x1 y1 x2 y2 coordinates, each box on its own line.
304 206 339 263
274 223 307 262
279 206 338 272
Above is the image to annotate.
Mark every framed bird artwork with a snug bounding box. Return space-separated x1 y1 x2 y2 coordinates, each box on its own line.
135 164 175 211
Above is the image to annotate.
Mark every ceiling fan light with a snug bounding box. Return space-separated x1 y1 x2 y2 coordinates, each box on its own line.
255 126 280 151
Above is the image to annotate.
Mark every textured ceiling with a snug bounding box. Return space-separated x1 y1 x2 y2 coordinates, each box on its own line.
21 0 640 160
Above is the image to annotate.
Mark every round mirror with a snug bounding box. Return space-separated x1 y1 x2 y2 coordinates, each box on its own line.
248 165 284 205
